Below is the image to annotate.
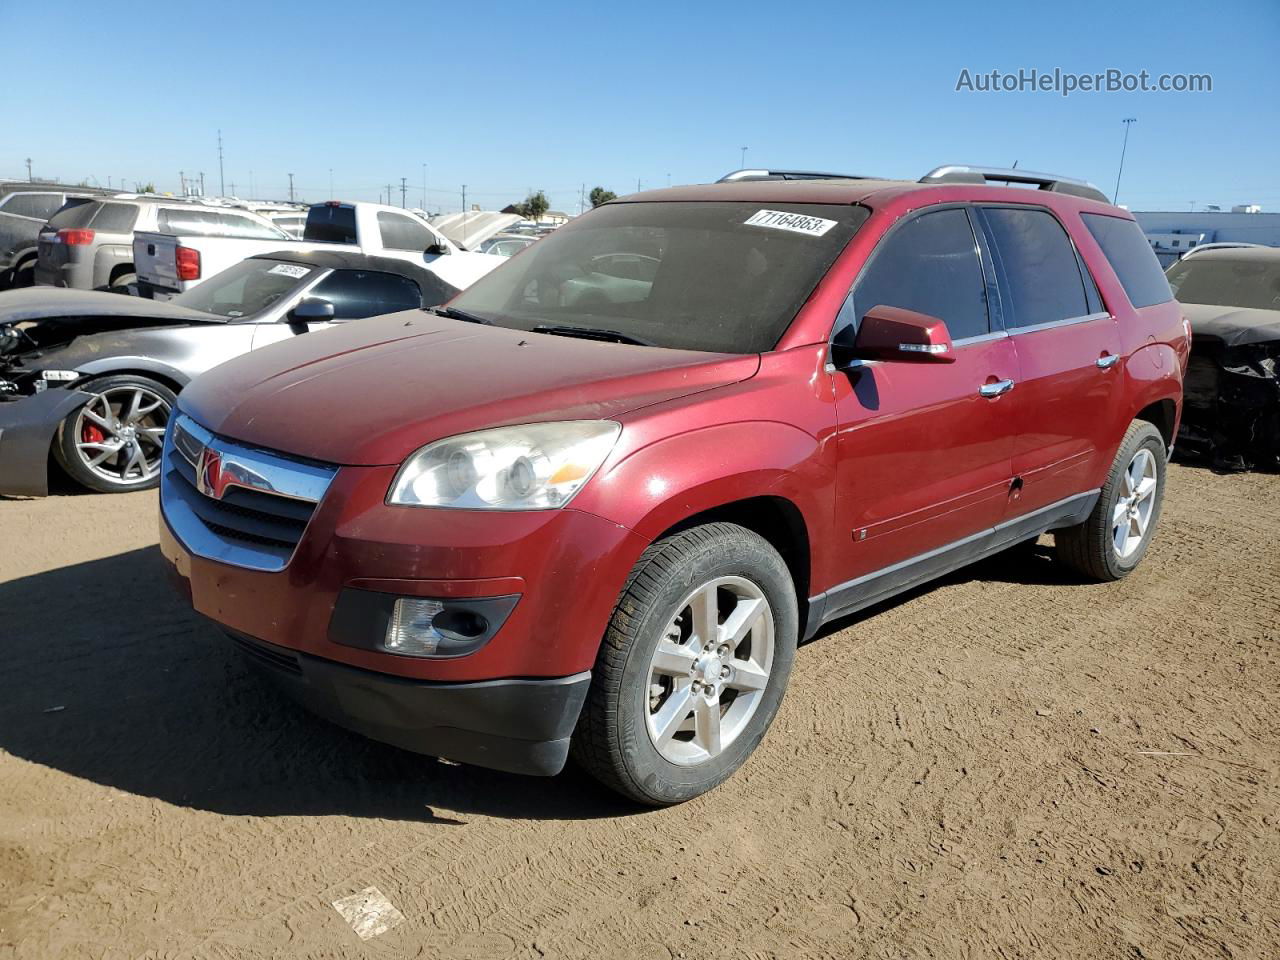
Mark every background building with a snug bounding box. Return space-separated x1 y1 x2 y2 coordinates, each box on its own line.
1134 208 1280 266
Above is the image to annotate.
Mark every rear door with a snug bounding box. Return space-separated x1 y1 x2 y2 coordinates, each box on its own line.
831 205 1018 583
975 205 1123 515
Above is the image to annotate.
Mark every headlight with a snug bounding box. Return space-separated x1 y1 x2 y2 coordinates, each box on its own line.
387 420 621 510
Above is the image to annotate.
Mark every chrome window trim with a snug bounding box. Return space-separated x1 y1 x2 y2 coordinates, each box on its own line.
951 330 1009 347
1005 311 1111 337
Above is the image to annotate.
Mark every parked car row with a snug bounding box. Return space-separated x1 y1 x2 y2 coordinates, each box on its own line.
0 181 116 288
0 249 452 495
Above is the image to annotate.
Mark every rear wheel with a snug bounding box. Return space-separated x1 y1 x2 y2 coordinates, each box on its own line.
54 375 175 493
572 523 798 805
10 257 36 288
1056 420 1167 581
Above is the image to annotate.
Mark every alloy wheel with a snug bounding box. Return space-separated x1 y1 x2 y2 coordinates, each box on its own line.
1112 447 1158 559
72 386 171 486
644 575 774 766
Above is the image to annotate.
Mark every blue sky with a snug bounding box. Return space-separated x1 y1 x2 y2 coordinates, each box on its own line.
2 0 1276 214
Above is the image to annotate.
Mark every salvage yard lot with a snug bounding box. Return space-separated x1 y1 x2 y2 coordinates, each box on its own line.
1 463 1277 959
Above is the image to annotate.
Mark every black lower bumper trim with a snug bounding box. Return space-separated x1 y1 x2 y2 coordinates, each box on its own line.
225 631 590 777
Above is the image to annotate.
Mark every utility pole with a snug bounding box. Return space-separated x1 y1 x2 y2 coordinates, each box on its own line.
579 183 585 215
217 129 225 197
180 170 186 195
25 157 33 182
740 146 748 168
1112 117 1137 205
229 182 236 196
636 177 641 192
199 172 205 196
288 173 295 203
384 183 394 206
400 177 407 208
461 184 467 214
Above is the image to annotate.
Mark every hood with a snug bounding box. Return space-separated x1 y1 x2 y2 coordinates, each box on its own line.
179 312 760 465
0 287 221 326
428 212 523 251
1183 302 1280 348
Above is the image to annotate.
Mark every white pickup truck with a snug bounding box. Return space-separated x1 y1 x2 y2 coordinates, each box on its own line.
134 206 296 299
301 201 503 293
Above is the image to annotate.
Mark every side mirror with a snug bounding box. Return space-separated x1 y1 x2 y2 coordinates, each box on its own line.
425 241 451 256
850 305 955 363
286 297 335 333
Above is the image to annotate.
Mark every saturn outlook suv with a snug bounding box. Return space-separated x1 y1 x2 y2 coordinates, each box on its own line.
159 165 1187 805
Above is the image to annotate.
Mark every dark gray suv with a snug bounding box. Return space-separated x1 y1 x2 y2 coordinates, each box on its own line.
0 183 112 289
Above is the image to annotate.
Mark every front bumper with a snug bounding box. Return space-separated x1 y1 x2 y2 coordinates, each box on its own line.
160 424 652 773
0 388 91 496
228 630 590 775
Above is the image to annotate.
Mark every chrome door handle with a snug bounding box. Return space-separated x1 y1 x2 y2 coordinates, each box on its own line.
979 379 1015 398
1096 354 1121 369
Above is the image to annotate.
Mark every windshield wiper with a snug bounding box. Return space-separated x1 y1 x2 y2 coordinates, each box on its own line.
531 324 654 347
433 306 492 325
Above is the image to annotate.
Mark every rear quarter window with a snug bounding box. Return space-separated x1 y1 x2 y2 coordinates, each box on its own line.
90 202 140 233
1081 214 1172 309
305 205 359 244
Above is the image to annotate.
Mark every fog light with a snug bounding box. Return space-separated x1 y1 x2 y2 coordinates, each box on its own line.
385 598 446 656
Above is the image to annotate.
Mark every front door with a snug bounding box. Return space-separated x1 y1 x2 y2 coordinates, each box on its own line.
830 206 1018 592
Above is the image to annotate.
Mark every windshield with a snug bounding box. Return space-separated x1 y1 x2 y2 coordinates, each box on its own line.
446 201 869 353
1167 255 1280 312
173 258 317 319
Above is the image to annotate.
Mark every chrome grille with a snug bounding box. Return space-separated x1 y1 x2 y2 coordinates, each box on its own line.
160 414 337 572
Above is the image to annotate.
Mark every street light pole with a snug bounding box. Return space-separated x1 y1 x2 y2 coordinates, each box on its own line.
1112 117 1137 205
288 173 295 203
740 146 748 168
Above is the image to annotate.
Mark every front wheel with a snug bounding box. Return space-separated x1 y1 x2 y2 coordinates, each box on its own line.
1056 420 1167 581
54 375 176 493
572 523 798 805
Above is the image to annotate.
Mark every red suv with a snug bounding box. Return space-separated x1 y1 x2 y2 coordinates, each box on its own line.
160 166 1187 805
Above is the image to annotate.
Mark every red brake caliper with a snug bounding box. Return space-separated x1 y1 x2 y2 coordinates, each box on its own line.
82 422 106 445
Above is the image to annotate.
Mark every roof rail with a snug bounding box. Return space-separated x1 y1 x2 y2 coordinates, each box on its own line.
717 168 876 183
920 165 1110 204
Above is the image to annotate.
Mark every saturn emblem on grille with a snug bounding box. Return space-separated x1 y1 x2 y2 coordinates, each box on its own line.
196 447 224 499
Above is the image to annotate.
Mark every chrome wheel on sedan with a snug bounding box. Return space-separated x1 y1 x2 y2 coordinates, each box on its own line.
645 576 774 766
55 375 177 493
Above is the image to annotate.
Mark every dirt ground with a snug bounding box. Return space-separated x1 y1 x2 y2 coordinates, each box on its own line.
1 462 1277 959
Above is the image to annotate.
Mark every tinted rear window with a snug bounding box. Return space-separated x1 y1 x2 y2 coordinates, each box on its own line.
90 202 139 233
981 207 1090 328
305 204 358 244
1082 214 1173 309
48 201 100 229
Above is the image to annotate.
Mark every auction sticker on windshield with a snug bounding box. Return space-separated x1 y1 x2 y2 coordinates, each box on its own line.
744 209 838 237
268 264 311 279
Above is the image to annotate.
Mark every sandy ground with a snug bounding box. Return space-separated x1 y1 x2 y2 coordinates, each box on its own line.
0 463 1277 959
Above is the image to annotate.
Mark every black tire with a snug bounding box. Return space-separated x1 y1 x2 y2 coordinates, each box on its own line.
10 257 35 289
1056 420 1167 581
98 271 137 294
572 522 798 806
54 374 177 493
